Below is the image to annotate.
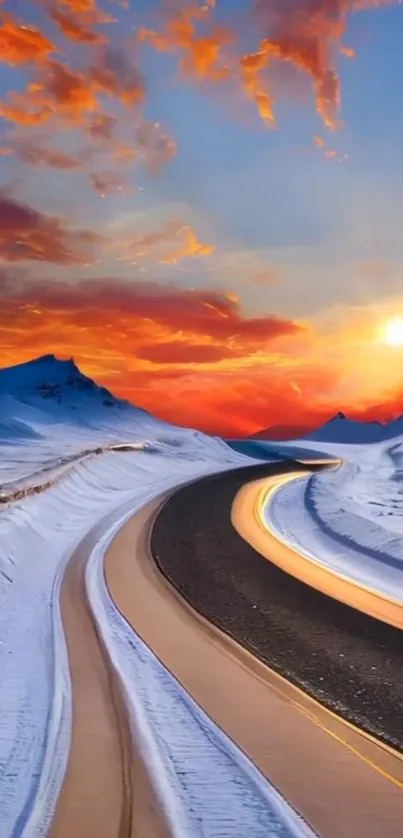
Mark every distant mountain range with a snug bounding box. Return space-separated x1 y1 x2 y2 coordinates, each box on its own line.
2 355 403 446
251 411 403 444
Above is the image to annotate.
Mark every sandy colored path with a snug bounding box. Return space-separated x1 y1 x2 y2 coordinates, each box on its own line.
105 493 403 838
50 529 171 838
232 473 403 630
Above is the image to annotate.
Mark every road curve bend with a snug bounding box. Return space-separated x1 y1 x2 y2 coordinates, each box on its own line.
50 527 171 838
103 464 403 838
232 471 403 630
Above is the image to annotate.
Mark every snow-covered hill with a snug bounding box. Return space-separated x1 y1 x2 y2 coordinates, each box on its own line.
0 354 145 425
0 354 230 488
252 411 403 444
306 412 386 444
0 376 276 836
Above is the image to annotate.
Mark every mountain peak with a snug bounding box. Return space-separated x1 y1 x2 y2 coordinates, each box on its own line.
31 353 78 370
0 354 127 412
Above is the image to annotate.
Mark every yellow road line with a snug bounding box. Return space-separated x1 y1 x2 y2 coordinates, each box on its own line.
295 702 403 790
232 473 403 786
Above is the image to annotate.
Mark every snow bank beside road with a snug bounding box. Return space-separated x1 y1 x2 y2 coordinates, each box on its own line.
86 495 316 838
265 438 403 600
0 433 251 838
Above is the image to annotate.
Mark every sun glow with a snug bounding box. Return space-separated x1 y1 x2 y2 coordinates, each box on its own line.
383 317 403 347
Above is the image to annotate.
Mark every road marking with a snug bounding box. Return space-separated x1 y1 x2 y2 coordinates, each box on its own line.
295 702 403 790
232 472 403 787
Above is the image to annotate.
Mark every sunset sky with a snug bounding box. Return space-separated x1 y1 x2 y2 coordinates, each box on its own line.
1 0 403 437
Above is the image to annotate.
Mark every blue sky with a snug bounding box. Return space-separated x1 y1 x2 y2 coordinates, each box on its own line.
1 0 403 322
2 1 403 433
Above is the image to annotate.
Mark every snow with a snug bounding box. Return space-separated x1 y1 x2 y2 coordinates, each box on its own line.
263 437 403 601
0 356 315 838
253 410 403 446
86 495 316 838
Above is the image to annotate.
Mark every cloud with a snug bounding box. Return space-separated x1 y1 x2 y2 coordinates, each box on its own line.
12 139 81 170
0 61 99 127
0 46 144 127
0 274 302 348
110 220 214 265
112 142 137 162
50 9 108 44
86 113 117 140
0 193 101 263
89 47 145 106
0 274 306 436
243 0 400 128
89 171 125 195
136 341 243 364
3 272 403 435
0 14 56 65
139 1 399 129
135 121 177 175
0 94 53 126
58 0 99 11
138 5 232 82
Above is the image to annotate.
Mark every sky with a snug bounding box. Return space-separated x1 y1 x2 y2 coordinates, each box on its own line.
1 0 403 437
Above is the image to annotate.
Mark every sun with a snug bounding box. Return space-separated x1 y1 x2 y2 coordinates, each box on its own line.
383 317 403 347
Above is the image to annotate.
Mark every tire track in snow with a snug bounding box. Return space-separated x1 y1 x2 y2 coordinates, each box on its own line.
49 491 183 838
86 484 318 838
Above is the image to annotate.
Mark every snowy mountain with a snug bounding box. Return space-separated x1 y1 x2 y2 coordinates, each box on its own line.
0 354 132 411
0 354 156 441
306 412 386 444
251 411 403 444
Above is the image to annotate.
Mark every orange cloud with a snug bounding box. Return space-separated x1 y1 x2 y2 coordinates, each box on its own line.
0 14 56 65
0 193 100 263
243 0 400 129
3 272 403 436
0 275 307 437
0 39 144 126
59 0 98 11
139 1 398 130
111 220 214 265
89 47 145 106
0 62 99 126
50 9 108 44
138 4 232 82
136 341 243 364
43 61 99 114
0 273 302 347
0 94 53 125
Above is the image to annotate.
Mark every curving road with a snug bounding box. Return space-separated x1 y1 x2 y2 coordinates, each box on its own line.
103 464 403 838
150 463 403 751
50 461 403 837
50 526 170 838
233 472 403 630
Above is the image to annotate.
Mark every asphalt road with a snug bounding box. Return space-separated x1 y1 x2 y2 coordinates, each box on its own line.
150 462 403 751
104 474 403 838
